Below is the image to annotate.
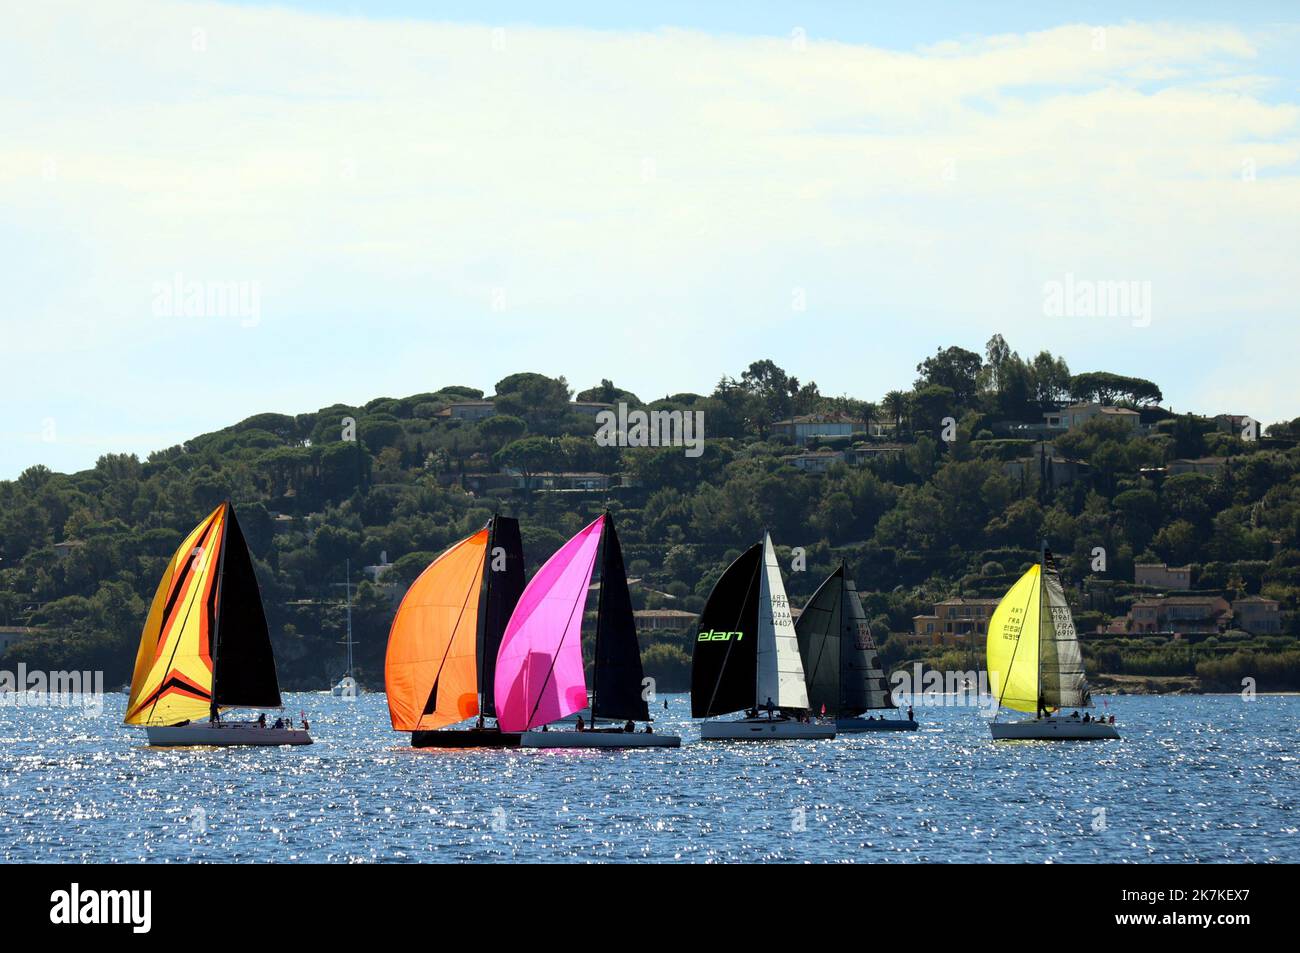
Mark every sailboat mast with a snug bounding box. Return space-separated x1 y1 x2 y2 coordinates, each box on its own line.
837 562 848 716
344 558 353 677
589 513 609 726
1037 540 1046 715
209 502 231 723
476 515 499 724
757 528 767 708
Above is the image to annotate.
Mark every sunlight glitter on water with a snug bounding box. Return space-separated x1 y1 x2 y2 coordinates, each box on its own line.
0 692 1296 862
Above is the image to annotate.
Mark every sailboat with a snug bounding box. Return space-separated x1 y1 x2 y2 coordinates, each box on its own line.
124 502 310 746
331 559 358 697
987 546 1119 740
385 515 525 748
797 564 916 732
495 513 680 748
692 533 835 740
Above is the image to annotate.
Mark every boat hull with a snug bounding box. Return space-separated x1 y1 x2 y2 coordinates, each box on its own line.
700 718 836 740
989 717 1119 741
410 727 522 748
520 730 681 749
145 723 312 746
836 717 918 732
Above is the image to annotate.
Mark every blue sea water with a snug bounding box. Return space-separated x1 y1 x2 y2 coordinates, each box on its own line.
0 692 1295 863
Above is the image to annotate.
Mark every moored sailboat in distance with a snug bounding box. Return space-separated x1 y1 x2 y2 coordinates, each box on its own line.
125 502 310 746
385 515 525 748
331 559 358 697
986 546 1119 740
797 564 916 732
496 513 679 748
692 533 834 740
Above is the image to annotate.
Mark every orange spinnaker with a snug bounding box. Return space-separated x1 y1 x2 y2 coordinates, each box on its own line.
125 504 225 726
385 529 488 731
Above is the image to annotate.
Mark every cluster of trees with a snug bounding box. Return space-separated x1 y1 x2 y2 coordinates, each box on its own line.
908 337 1163 428
3 337 1299 692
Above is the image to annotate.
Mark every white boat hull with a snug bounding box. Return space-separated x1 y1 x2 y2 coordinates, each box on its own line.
700 718 836 740
520 730 681 749
836 717 918 732
145 722 313 746
989 717 1119 741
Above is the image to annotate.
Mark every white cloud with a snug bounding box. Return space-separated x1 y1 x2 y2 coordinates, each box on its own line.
1 1 1298 474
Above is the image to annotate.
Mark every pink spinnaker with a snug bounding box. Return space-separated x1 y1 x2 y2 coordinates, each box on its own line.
494 516 605 731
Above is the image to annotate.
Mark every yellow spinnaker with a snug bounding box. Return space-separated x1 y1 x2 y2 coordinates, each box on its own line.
125 505 226 726
986 564 1041 714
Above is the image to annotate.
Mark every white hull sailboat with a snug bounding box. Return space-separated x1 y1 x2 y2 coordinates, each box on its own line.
331 560 359 697
691 532 834 741
495 513 680 748
147 721 311 746
797 564 916 734
986 546 1119 742
989 717 1118 741
124 502 310 747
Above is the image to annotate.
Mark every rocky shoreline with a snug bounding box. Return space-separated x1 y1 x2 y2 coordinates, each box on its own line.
1091 673 1204 695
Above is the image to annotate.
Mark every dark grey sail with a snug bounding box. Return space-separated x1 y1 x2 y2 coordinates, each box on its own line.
795 567 844 715
796 565 894 717
842 575 894 712
477 515 525 718
591 515 650 721
1039 549 1090 709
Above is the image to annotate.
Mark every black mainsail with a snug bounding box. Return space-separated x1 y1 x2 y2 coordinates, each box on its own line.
477 515 525 719
591 514 650 722
690 543 763 717
210 503 283 711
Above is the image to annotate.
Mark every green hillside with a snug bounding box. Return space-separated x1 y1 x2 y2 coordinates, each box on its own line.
3 337 1300 693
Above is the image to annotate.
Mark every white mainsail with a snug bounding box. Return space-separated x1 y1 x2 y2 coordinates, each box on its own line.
755 533 811 710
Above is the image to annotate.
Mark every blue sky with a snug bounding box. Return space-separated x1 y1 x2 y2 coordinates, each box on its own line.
3 0 1299 478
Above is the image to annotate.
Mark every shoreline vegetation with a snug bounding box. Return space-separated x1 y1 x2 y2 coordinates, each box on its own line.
2 342 1299 694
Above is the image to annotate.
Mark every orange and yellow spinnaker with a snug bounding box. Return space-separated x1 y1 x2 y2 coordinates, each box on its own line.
125 505 226 726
